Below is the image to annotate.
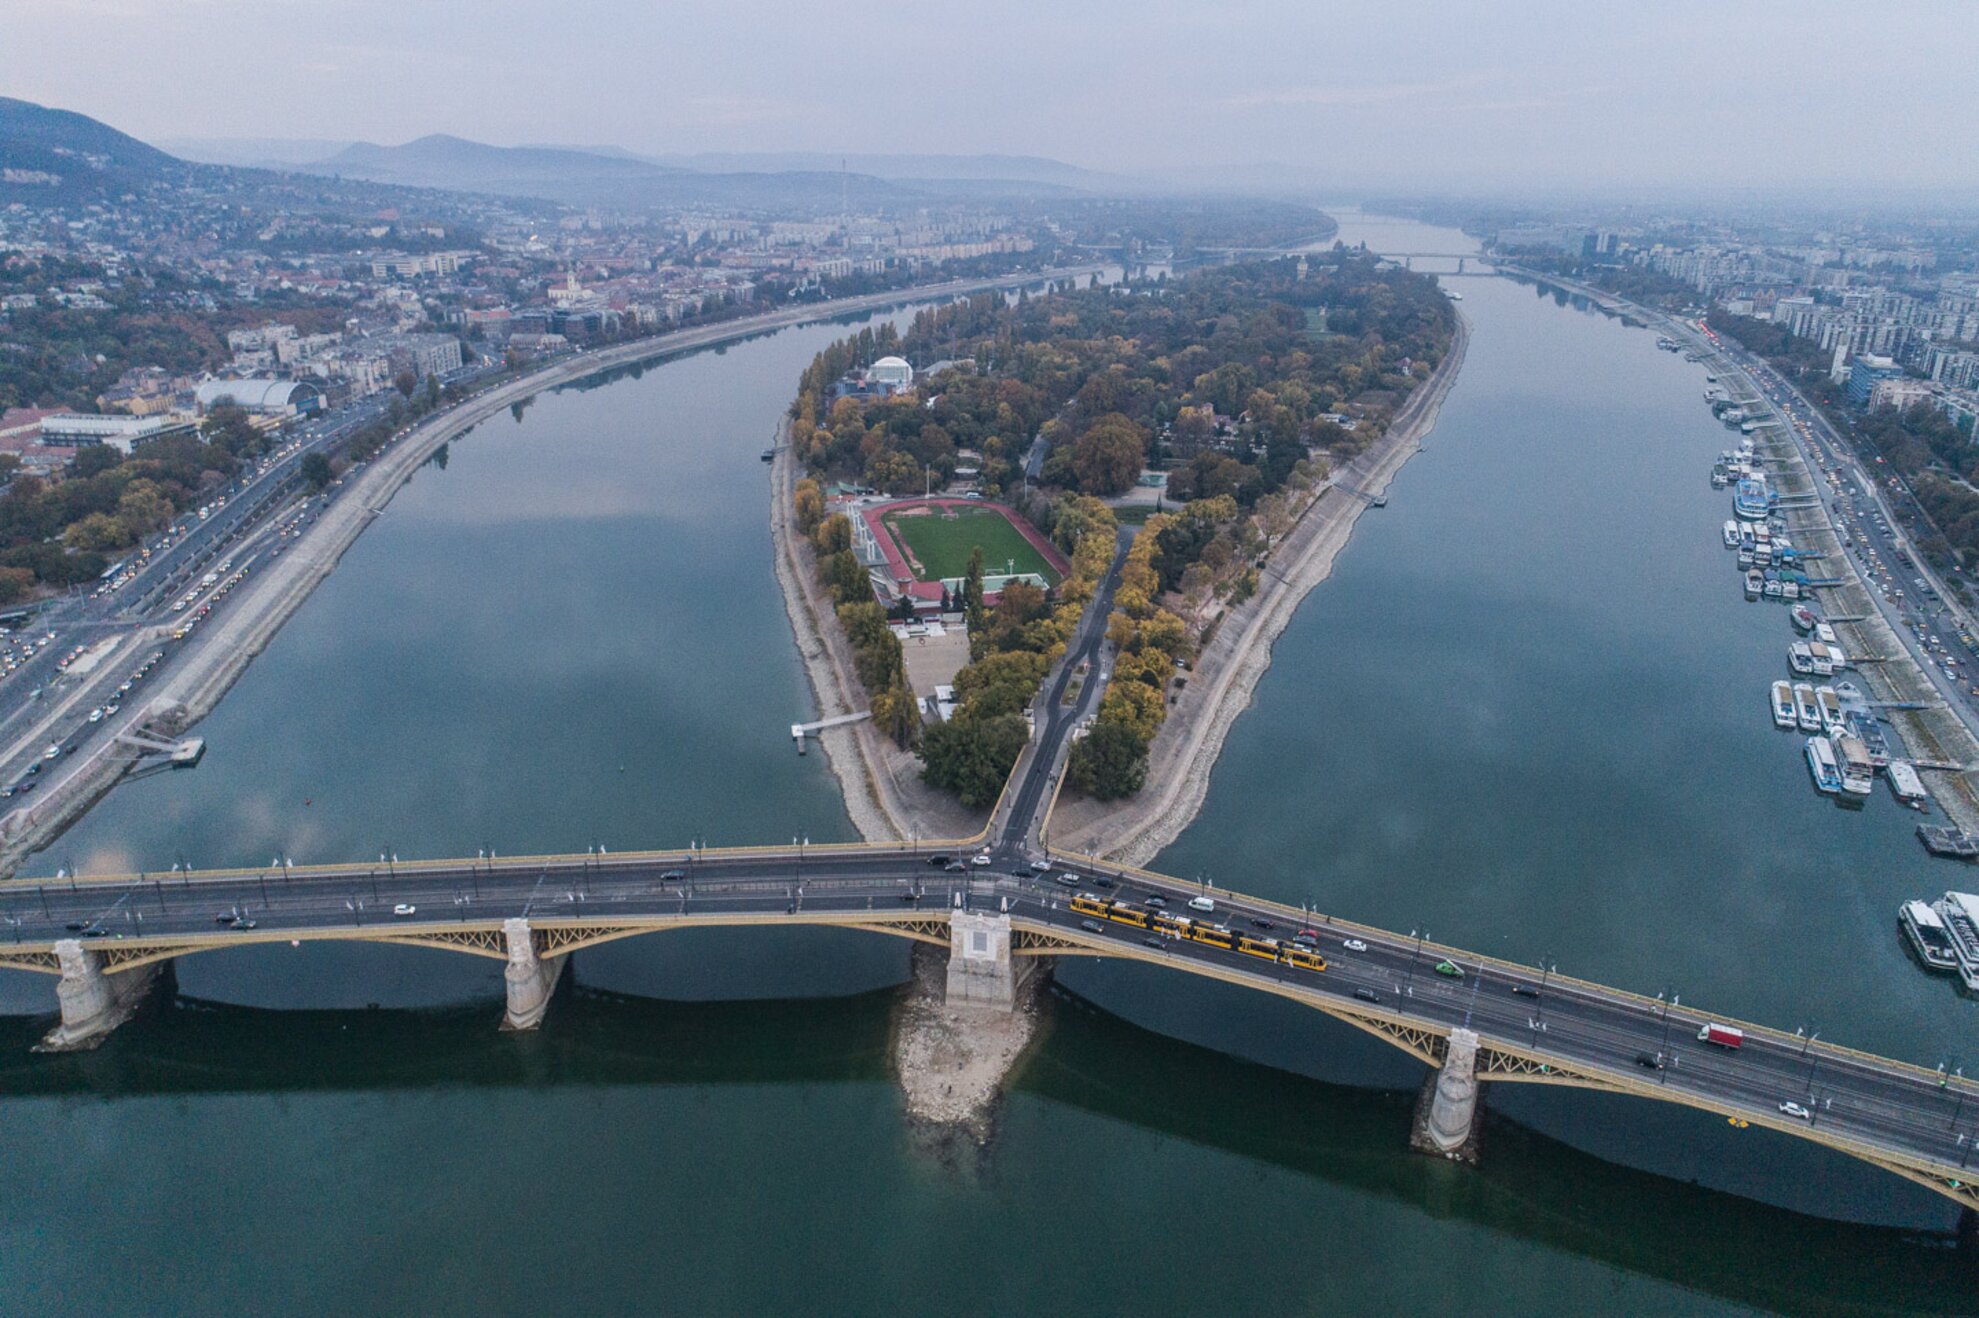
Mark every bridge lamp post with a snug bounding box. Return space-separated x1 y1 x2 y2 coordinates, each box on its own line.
257 870 269 907
3 913 18 943
1950 1066 1967 1132
1405 929 1425 995
1801 1030 1820 1094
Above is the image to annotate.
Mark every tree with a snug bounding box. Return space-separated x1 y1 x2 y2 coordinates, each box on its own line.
919 712 1028 806
821 549 870 605
64 511 128 553
394 368 419 398
792 479 825 536
962 545 987 656
1071 413 1147 496
1067 720 1149 800
301 452 333 491
813 513 852 556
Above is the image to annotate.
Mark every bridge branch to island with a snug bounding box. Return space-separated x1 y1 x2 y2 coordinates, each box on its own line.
3 839 1975 1211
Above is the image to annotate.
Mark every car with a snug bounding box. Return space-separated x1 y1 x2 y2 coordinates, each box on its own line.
925 855 951 868
943 860 967 873
1142 936 1167 950
1249 917 1276 930
971 854 991 867
233 918 257 931
1143 894 1167 908
658 869 685 882
1353 988 1381 1003
1187 895 1215 913
1634 1053 1665 1070
898 891 921 903
87 709 103 723
1778 1101 1811 1120
215 912 238 925
1079 919 1104 934
1029 859 1052 873
1091 874 1116 888
15 780 34 795
392 904 417 917
41 745 58 761
1341 938 1367 953
1510 984 1540 999
1433 959 1464 979
1054 872 1080 887
63 921 85 932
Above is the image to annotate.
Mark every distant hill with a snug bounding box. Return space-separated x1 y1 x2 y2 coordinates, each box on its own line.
0 96 180 195
159 136 356 168
646 150 1133 192
299 134 684 193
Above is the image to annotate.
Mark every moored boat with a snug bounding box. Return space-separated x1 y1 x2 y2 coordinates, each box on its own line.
1805 735 1843 794
1888 759 1928 806
1790 604 1818 633
1832 731 1875 796
1793 682 1822 733
1900 899 1959 971
1815 685 1843 732
1744 569 1763 600
1771 680 1797 729
1789 642 1815 676
1722 519 1741 548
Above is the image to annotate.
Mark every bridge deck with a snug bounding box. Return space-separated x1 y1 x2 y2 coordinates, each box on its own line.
3 845 1974 1209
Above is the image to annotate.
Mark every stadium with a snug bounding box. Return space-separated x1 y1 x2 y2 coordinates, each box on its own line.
853 498 1071 615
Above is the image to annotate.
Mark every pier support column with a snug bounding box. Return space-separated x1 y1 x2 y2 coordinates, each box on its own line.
1412 1027 1482 1159
37 939 161 1052
501 917 564 1031
944 911 1039 1012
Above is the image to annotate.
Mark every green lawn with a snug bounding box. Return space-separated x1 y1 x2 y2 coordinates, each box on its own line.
882 507 1060 585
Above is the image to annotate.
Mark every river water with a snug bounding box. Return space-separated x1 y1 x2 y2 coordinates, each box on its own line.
1 230 1974 1316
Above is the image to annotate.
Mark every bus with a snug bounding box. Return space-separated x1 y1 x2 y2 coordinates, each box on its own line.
1237 935 1281 961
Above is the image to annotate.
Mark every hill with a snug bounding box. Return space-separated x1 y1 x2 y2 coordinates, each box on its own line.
0 96 180 195
302 134 682 192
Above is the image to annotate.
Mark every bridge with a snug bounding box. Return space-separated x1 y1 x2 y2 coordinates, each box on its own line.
4 841 1976 1210
2 369 1976 1222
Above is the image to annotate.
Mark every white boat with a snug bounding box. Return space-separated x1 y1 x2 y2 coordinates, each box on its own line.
1814 621 1838 646
1934 893 1979 992
1887 760 1929 807
1809 640 1844 674
1788 641 1817 676
1793 682 1822 733
1764 580 1784 600
1900 900 1959 971
1831 732 1875 796
1744 570 1763 600
1815 685 1843 732
1737 547 1755 568
1771 681 1797 729
1806 736 1843 794
1722 520 1741 549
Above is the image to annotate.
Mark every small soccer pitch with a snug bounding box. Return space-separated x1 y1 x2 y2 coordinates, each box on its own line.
879 505 1061 586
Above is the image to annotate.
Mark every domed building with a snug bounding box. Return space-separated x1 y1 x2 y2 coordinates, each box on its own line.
867 356 914 390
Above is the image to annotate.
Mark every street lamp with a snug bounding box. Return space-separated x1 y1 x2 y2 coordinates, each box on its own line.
1404 928 1425 995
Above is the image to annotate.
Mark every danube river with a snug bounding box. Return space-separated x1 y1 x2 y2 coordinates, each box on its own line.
1 225 1973 1316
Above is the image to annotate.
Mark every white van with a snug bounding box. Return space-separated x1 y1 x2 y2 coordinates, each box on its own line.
1188 895 1215 913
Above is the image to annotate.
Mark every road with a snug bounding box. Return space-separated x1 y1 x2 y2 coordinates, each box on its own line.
6 841 1974 1198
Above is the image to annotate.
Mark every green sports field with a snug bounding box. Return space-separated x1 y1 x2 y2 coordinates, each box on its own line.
881 507 1060 585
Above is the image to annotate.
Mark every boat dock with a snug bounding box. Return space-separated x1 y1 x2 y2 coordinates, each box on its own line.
1917 825 1979 860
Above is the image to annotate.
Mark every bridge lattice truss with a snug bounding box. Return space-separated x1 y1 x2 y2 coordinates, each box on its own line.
14 905 1979 1210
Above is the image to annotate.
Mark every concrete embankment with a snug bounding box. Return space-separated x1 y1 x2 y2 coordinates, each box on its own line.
0 270 1094 875
1049 311 1471 865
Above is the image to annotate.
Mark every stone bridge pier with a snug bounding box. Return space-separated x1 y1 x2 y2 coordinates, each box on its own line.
501 917 565 1031
37 939 163 1051
1412 1027 1482 1160
944 910 1042 1011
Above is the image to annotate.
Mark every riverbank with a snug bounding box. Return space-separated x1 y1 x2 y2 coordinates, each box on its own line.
1048 310 1471 865
769 438 986 845
0 269 1096 875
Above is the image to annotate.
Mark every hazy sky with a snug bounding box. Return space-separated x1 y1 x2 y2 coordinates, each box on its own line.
11 0 1978 193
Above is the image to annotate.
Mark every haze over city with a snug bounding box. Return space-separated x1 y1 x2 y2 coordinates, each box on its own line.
11 0 1979 194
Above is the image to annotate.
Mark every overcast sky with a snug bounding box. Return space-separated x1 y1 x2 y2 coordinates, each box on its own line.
11 0 1977 194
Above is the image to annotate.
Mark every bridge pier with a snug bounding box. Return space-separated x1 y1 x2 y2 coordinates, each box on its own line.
1411 1027 1482 1161
944 911 1040 1012
36 939 162 1052
501 917 565 1031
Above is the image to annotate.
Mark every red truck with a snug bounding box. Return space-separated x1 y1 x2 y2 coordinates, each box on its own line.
1697 1023 1744 1049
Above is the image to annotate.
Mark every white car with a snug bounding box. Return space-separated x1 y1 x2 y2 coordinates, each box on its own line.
1028 859 1051 873
392 904 417 917
970 853 991 867
1778 1100 1811 1120
1187 895 1215 913
1342 938 1368 953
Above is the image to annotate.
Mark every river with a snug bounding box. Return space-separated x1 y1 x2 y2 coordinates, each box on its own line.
0 229 1972 1316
